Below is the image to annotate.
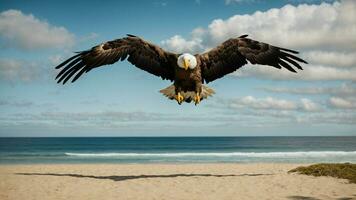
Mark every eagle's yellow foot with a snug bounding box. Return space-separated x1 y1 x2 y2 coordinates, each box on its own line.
176 92 184 105
194 93 201 105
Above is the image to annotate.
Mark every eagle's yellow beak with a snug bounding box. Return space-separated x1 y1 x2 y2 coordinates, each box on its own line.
183 58 189 70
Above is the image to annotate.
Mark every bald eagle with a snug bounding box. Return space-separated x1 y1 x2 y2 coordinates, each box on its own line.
55 34 307 105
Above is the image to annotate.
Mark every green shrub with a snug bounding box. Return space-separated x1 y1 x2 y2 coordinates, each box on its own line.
289 163 356 184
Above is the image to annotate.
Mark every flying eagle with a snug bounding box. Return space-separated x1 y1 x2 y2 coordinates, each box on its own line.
55 34 307 105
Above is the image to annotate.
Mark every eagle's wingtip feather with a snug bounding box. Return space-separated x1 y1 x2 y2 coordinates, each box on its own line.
239 34 248 38
126 34 137 37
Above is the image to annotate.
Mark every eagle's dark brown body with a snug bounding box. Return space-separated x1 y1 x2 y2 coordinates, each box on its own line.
55 34 307 105
174 61 202 93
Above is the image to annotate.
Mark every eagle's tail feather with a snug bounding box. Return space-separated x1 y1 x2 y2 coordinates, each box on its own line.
160 84 215 103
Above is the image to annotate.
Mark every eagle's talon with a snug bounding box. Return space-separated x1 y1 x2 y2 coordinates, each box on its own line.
194 93 201 105
176 92 184 104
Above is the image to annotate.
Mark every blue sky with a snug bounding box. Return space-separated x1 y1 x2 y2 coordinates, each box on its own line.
0 0 355 137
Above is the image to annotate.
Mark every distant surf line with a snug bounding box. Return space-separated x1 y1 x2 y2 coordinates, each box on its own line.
65 151 356 158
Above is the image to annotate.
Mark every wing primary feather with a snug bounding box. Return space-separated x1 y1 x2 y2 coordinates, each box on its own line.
281 52 308 64
120 52 128 61
55 54 81 69
71 66 87 83
85 68 92 73
281 56 303 70
55 57 82 80
62 62 86 84
126 34 137 37
56 66 71 80
278 47 299 54
239 34 248 38
278 59 297 73
57 61 83 84
74 50 90 54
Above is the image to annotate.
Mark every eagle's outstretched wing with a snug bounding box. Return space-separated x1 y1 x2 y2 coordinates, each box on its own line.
55 35 177 84
198 35 308 83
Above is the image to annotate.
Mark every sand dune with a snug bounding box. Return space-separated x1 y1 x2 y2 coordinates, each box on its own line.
1 164 355 200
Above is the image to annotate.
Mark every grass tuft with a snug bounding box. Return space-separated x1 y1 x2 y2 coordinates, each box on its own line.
289 163 356 184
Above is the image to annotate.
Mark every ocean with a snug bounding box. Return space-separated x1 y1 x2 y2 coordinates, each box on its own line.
0 137 355 164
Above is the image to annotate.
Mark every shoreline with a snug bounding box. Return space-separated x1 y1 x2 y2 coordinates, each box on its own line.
1 163 355 200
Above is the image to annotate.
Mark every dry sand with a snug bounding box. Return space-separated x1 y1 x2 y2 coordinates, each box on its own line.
0 163 355 200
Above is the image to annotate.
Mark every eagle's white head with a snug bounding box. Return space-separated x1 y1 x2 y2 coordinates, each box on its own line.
177 53 197 70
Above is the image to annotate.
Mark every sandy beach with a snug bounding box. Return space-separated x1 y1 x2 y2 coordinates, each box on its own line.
0 163 355 200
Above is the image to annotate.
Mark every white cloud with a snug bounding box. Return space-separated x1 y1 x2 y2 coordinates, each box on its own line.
259 83 356 96
161 0 356 81
0 54 72 82
214 96 356 125
0 59 45 82
295 111 356 124
0 110 239 131
48 55 63 66
225 0 256 5
300 98 322 112
162 1 356 53
219 95 324 113
302 51 356 68
233 64 356 81
0 99 34 107
226 96 298 110
210 1 355 50
161 33 204 53
153 1 168 7
0 9 75 50
286 0 336 3
329 97 356 109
